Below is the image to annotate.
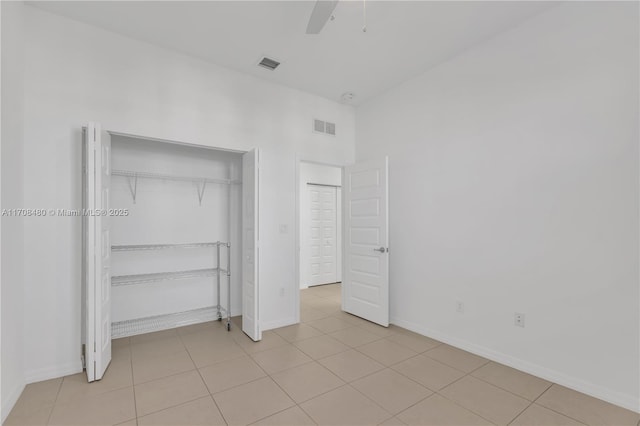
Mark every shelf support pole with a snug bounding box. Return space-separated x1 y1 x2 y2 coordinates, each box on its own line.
216 242 222 321
226 242 231 331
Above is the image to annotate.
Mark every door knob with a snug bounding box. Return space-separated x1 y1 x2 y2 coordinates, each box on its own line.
373 247 387 253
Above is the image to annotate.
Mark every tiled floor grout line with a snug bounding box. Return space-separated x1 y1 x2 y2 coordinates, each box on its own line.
45 374 65 425
505 400 534 425
177 332 232 426
429 355 554 426
128 307 400 425
528 384 593 426
433 388 501 426
233 344 302 425
127 342 140 426
294 400 320 425
505 383 556 426
248 298 394 426
421 363 504 426
130 337 205 422
300 350 434 423
336 382 395 420
386 354 465 391
380 390 435 425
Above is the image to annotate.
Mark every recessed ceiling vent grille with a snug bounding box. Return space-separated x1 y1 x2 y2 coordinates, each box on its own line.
258 57 280 71
313 119 336 136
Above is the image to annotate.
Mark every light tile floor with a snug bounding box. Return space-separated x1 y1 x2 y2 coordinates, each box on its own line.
5 283 640 426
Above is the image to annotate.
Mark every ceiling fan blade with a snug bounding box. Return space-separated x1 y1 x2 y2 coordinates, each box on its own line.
306 0 339 34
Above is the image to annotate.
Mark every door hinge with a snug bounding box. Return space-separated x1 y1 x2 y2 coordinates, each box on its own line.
81 344 86 369
94 341 96 352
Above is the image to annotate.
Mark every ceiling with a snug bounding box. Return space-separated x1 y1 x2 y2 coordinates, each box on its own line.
28 1 554 105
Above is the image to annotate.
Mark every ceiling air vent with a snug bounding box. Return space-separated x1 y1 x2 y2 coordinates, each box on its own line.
313 119 336 136
258 57 280 71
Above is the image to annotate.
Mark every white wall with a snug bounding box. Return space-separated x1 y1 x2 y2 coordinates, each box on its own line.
1 1 26 422
356 2 639 412
21 5 355 384
299 162 342 289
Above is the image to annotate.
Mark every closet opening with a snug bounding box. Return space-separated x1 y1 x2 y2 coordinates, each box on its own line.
82 124 260 382
108 134 243 336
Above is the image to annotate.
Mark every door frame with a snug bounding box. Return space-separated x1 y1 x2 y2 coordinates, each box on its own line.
294 156 348 323
83 127 261 366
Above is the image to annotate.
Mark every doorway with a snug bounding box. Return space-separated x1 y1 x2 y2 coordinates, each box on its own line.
296 157 390 327
299 162 343 291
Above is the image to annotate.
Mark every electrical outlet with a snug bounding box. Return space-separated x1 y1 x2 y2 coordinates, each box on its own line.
456 301 464 313
514 313 525 327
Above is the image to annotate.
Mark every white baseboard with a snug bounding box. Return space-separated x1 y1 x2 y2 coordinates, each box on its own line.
24 360 82 385
391 316 640 414
261 316 296 331
1 379 25 423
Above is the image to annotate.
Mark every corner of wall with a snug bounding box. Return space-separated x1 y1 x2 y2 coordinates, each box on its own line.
1 0 26 422
1 380 25 424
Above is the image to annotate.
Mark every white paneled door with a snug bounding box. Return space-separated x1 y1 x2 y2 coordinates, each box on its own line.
242 148 261 341
343 157 389 327
84 122 112 381
309 185 338 286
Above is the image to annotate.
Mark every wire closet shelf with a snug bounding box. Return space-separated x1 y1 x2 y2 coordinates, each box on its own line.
110 241 233 337
111 169 241 205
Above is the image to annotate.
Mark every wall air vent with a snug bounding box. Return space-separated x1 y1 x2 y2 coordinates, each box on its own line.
313 119 336 136
325 122 336 136
258 57 280 71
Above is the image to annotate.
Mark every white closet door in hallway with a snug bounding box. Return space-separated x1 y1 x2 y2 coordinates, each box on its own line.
309 184 338 286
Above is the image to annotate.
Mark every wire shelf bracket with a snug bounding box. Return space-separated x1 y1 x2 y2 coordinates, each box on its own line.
196 180 207 206
126 173 138 204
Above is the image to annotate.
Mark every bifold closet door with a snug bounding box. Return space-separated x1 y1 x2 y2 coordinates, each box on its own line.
242 148 261 341
84 122 112 382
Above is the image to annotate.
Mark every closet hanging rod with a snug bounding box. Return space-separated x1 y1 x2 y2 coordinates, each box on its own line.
111 268 227 286
112 169 242 186
112 242 228 252
307 182 342 188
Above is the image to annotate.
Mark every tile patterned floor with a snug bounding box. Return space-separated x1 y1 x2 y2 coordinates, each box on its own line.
5 283 640 426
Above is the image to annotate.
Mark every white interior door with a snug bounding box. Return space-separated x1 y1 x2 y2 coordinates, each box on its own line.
242 148 261 341
343 157 389 326
309 185 337 286
84 122 112 381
